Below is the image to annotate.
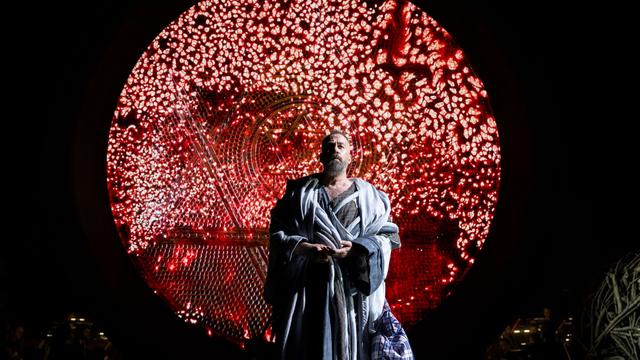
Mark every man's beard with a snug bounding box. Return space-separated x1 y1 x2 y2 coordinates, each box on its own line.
323 158 347 175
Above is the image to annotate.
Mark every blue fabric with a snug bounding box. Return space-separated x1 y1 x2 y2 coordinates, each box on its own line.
371 301 414 360
349 236 384 296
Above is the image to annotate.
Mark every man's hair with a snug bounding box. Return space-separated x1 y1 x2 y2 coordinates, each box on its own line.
322 129 350 146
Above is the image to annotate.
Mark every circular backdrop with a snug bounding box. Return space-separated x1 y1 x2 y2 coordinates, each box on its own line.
106 0 500 347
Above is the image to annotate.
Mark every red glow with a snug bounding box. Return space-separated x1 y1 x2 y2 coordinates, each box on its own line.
107 0 500 347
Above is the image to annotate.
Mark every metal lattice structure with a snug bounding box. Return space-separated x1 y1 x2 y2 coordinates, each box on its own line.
578 251 640 359
106 0 501 347
137 242 271 342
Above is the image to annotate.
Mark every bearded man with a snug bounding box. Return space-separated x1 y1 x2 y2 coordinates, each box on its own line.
264 129 413 360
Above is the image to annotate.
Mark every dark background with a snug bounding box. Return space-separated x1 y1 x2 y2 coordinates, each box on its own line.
3 0 632 358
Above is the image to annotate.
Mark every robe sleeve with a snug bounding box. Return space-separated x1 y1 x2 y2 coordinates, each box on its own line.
346 212 399 296
263 180 309 304
347 233 393 295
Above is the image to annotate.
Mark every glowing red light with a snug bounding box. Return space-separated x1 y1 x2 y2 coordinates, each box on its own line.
107 0 500 347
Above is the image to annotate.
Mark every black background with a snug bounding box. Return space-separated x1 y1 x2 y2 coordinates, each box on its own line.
3 0 632 359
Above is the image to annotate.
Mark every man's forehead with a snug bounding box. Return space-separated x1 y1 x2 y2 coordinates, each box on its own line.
323 134 349 145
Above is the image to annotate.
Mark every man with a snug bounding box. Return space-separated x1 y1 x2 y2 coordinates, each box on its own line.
264 129 413 360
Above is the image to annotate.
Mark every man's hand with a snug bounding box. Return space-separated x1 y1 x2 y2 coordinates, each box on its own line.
330 240 353 259
294 242 333 263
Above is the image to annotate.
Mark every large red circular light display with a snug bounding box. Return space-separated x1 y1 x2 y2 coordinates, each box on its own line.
107 0 500 347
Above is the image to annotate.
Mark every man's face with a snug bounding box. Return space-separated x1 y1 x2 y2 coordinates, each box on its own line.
320 134 351 175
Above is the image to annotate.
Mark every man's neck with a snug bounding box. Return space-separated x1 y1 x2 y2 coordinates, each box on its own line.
321 171 350 186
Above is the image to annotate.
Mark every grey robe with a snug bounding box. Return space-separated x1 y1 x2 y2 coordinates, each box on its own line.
264 174 399 360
